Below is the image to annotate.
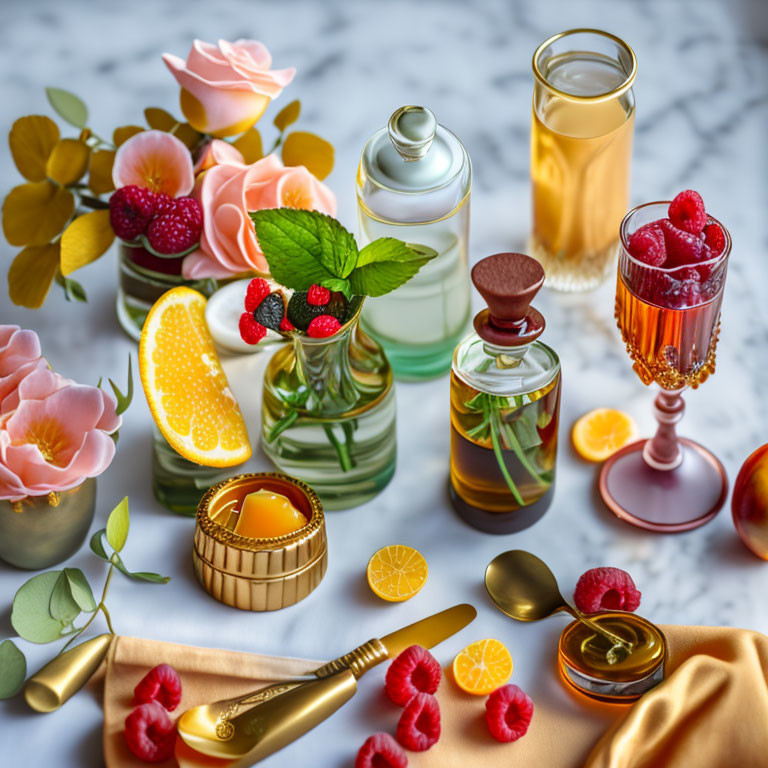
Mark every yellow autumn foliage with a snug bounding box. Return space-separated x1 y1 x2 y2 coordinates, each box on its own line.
46 139 90 185
8 243 61 308
2 182 74 246
60 209 115 276
9 115 60 181
282 131 334 180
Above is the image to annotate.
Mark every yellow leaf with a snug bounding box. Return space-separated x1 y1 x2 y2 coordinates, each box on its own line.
88 150 116 195
232 128 263 163
8 243 60 308
273 100 301 132
46 139 90 185
9 115 60 181
60 210 115 276
113 125 144 147
2 182 74 246
174 122 203 150
144 107 176 131
281 131 335 180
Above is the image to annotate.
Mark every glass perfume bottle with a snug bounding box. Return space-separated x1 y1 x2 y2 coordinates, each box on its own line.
450 253 561 533
357 106 471 380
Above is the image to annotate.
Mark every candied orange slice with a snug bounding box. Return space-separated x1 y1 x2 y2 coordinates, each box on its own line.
139 287 251 467
452 639 513 695
571 408 638 463
366 545 428 602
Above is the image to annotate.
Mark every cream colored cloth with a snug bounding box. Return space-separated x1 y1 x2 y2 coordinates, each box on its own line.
103 627 768 768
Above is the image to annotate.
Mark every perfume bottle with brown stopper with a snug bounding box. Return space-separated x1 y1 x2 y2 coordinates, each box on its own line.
450 253 561 533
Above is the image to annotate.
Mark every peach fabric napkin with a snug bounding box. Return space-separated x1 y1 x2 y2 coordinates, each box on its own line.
103 626 768 768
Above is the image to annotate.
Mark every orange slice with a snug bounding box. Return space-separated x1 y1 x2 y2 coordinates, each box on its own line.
571 408 638 462
452 639 513 695
366 545 428 602
139 287 251 467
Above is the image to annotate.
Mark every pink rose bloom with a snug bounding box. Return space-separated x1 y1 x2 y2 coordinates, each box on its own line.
0 367 121 502
163 39 295 138
194 138 245 174
182 154 337 279
0 325 46 413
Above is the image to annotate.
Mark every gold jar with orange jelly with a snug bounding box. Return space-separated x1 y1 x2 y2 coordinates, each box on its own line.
193 473 328 611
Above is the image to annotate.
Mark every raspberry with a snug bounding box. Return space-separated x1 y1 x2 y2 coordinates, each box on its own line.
396 693 441 752
385 645 442 706
627 222 666 266
124 701 176 763
306 314 342 338
573 567 641 613
147 214 200 255
485 684 534 743
307 284 331 306
109 185 156 241
703 223 726 257
355 733 407 768
133 664 182 711
659 219 704 266
170 197 203 230
244 278 271 313
668 189 707 234
153 192 174 216
239 312 266 345
280 316 295 332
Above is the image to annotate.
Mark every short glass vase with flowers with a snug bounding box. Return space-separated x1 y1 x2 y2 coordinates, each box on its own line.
0 326 132 569
2 38 335 343
242 209 436 509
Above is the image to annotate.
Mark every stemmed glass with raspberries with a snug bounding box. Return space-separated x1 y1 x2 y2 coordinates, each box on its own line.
599 190 731 532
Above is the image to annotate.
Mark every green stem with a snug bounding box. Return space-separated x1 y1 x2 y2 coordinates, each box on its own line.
57 563 116 655
323 424 352 472
498 419 547 486
268 409 300 442
79 194 110 210
341 421 357 469
489 405 525 506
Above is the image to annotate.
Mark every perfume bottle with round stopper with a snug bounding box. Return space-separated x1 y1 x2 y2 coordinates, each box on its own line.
450 253 561 534
357 105 471 380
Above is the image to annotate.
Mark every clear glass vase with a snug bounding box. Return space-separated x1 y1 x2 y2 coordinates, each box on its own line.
261 300 396 510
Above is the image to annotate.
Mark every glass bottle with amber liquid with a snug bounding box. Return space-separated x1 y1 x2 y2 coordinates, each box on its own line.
450 253 561 533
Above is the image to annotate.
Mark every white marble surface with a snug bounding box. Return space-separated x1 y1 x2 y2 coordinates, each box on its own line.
2 0 768 765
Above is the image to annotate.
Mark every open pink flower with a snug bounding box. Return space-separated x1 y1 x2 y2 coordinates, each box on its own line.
194 139 245 173
163 39 295 137
0 368 120 502
113 130 194 197
0 325 46 414
182 154 336 279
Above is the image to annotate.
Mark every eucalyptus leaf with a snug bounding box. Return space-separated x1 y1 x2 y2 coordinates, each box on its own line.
106 497 129 552
111 552 170 584
64 568 97 612
89 529 110 561
46 87 88 129
55 273 88 303
11 572 67 644
108 355 133 417
0 640 26 699
48 571 81 624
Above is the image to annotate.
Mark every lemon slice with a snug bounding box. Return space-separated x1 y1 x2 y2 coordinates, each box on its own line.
366 545 428 602
452 639 513 695
572 408 638 462
139 287 251 467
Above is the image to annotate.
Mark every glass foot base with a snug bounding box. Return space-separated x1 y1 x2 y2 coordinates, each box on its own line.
599 438 728 532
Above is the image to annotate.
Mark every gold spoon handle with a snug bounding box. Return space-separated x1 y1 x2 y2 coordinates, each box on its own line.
563 605 634 651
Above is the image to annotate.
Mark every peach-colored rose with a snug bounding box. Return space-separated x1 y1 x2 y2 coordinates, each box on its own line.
113 130 194 197
163 39 295 138
0 325 46 413
0 367 120 501
182 154 337 279
194 139 245 173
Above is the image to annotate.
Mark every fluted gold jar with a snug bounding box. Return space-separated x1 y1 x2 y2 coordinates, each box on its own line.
193 473 328 611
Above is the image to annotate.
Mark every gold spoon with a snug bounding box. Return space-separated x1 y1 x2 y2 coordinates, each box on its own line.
485 550 633 658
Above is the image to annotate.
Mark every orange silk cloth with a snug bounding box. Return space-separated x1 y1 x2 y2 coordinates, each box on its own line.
103 626 768 768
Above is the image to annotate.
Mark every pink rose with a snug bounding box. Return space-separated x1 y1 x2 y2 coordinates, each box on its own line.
0 325 46 413
194 139 245 174
0 367 121 501
163 39 295 138
182 154 336 279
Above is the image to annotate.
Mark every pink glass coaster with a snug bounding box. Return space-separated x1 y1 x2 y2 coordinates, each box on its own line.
599 437 728 533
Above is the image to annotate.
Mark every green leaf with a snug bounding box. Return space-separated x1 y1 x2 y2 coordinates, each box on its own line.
109 355 133 416
318 277 352 300
348 238 437 297
106 497 129 553
64 568 97 612
89 528 110 561
11 572 67 644
111 553 170 584
49 571 81 624
0 640 26 699
55 273 88 303
45 87 88 129
316 215 358 278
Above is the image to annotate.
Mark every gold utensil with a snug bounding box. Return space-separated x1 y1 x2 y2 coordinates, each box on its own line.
178 603 477 762
485 550 633 653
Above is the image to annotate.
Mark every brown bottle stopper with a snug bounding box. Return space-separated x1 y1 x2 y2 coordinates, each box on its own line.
471 253 545 346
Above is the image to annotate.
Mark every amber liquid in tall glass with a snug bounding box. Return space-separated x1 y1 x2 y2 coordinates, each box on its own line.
530 56 634 290
615 274 723 390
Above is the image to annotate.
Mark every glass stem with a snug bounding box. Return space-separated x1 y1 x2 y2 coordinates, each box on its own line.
642 388 685 471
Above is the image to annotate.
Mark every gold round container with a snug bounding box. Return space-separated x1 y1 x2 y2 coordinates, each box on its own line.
193 473 328 611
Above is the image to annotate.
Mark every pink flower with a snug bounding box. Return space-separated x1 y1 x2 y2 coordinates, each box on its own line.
0 367 121 502
182 154 336 279
163 39 295 138
194 139 245 173
0 325 46 414
113 130 194 197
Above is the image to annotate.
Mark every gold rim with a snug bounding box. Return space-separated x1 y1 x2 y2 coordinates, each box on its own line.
532 28 637 103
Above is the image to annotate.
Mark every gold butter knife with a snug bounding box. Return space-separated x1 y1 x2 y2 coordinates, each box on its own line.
177 603 476 763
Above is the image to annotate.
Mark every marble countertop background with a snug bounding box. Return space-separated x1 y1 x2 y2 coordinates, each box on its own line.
1 0 767 765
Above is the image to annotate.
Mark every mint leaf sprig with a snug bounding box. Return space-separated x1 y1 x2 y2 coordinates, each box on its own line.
250 209 436 301
0 497 169 701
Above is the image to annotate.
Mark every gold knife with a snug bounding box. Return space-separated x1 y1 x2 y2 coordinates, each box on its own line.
178 603 476 763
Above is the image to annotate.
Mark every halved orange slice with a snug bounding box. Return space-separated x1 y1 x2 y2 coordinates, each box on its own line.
139 287 251 467
571 408 638 462
452 638 513 695
366 545 428 602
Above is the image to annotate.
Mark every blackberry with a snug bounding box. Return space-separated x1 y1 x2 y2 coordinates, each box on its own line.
287 291 349 330
254 292 286 331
